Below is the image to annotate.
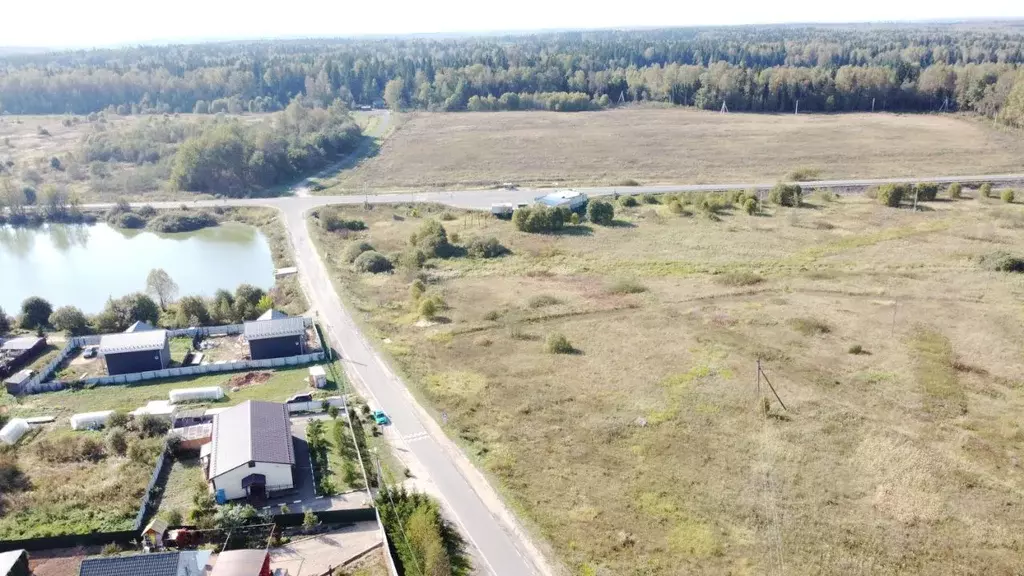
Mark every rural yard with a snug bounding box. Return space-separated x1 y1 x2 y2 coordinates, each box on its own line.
324 108 1024 192
309 193 1024 574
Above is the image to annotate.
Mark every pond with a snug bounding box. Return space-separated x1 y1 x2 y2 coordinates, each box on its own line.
0 222 276 314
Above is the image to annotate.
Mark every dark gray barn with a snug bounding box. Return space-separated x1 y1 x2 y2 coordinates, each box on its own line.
99 329 170 376
243 317 306 360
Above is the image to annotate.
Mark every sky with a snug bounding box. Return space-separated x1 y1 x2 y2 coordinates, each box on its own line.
3 0 1024 48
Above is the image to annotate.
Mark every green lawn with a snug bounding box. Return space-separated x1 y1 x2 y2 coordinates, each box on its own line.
4 362 344 418
155 457 205 523
169 337 193 365
324 416 365 492
26 344 61 372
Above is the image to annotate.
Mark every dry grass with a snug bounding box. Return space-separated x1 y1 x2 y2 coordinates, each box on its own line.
326 109 1024 191
309 197 1024 575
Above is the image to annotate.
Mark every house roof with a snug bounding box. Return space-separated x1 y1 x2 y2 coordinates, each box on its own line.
0 337 44 351
0 550 27 575
209 550 268 576
3 370 33 386
99 330 168 355
125 321 155 333
257 309 289 321
243 317 306 341
209 400 295 479
79 552 182 576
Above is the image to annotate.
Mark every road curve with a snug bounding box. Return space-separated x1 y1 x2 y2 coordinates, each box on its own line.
85 170 1024 575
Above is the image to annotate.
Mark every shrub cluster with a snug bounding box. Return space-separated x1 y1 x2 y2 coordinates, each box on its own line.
947 182 962 199
978 251 1024 273
618 195 639 208
512 205 568 233
352 251 393 273
587 200 615 225
873 183 910 207
409 219 453 257
913 182 939 201
344 241 374 263
466 236 508 258
320 208 367 232
545 332 575 354
768 183 802 207
1002 189 1015 203
980 182 993 198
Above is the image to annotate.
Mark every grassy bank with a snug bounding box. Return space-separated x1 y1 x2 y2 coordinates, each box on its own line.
307 195 1024 574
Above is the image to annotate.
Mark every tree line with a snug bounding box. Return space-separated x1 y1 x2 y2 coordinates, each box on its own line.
3 25 1024 125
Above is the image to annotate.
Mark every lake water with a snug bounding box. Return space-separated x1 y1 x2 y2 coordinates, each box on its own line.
0 222 276 314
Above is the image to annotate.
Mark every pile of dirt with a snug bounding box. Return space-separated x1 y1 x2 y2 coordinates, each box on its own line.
226 371 274 389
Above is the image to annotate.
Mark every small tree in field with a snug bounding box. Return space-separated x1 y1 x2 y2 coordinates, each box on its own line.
947 182 962 199
19 296 53 330
980 182 993 198
146 268 178 310
49 306 89 335
545 333 575 354
768 183 802 207
302 509 318 531
1002 189 1015 203
587 200 615 225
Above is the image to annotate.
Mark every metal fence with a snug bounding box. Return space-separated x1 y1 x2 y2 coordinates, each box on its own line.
132 446 170 530
19 318 321 394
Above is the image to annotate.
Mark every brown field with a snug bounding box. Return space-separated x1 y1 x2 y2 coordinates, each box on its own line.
309 194 1024 575
325 108 1024 191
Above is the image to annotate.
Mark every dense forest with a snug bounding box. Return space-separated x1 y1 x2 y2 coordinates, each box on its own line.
3 24 1024 124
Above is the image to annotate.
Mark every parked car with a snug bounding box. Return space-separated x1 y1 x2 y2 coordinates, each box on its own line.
82 346 98 359
372 410 391 425
287 393 313 404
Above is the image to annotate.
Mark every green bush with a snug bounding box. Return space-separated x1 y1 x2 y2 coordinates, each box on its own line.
641 193 659 204
528 294 561 308
344 241 374 263
587 200 615 225
913 182 939 201
875 184 907 207
978 251 1024 273
848 344 864 355
947 182 962 199
418 298 437 319
619 195 639 208
666 199 688 215
980 182 993 198
353 251 393 274
512 205 566 233
410 219 453 257
606 279 647 294
786 167 821 181
106 428 128 456
397 248 427 270
545 332 575 354
49 305 89 335
439 211 458 221
768 183 802 207
466 236 508 258
409 279 426 300
1002 189 1015 203
110 212 146 229
617 178 640 186
146 211 218 233
743 197 758 215
107 411 130 429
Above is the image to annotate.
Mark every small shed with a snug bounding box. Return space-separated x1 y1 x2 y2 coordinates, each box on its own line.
3 370 34 396
170 423 213 451
99 330 170 376
243 317 306 360
0 549 29 576
0 418 30 446
308 366 327 389
142 517 169 548
209 549 271 576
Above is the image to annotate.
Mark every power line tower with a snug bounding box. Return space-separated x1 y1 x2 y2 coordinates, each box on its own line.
720 101 729 114
938 97 950 112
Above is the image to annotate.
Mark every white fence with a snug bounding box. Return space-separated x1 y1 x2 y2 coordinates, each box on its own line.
285 396 345 414
19 318 320 395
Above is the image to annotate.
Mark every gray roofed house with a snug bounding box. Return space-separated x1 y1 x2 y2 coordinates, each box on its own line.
125 320 155 333
243 317 307 360
205 400 295 500
0 337 46 351
256 308 289 321
78 551 201 576
99 330 170 376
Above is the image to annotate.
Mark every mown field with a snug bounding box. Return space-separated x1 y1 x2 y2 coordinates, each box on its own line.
325 108 1024 192
309 192 1024 575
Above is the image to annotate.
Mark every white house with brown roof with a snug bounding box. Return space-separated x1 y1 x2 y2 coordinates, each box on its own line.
202 400 295 501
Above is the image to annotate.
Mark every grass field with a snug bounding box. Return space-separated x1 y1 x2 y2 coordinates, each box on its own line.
324 108 1024 192
0 428 161 538
2 362 339 419
309 194 1024 575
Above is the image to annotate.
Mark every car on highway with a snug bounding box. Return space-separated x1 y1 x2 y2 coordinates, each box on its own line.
372 410 390 425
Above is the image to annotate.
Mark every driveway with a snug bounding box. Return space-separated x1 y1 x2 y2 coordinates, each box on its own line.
269 521 382 576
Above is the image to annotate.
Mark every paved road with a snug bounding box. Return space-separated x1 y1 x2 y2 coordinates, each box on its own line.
90 171 1024 576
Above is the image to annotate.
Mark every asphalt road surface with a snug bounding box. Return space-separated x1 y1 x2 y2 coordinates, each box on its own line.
93 170 1024 576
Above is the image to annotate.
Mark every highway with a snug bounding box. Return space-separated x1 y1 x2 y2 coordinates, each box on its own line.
92 170 1024 576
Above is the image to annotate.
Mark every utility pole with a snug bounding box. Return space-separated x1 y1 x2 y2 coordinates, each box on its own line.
794 100 799 115
871 97 876 113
